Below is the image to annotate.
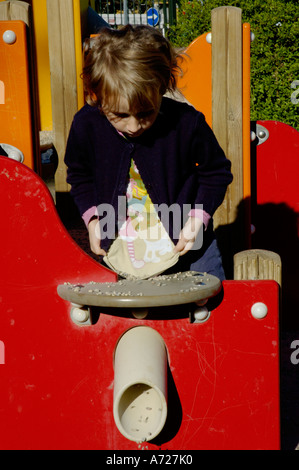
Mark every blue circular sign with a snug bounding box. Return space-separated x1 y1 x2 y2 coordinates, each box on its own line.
147 7 159 27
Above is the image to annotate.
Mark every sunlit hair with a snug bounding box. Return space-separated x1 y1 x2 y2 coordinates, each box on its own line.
82 24 184 112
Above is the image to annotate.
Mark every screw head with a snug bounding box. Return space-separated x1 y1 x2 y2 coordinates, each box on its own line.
250 131 256 141
258 130 266 139
251 302 268 319
8 150 23 162
206 32 212 44
71 307 89 323
194 306 210 322
3 30 16 45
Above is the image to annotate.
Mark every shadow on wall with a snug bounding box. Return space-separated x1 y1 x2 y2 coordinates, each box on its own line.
252 202 299 329
216 199 299 331
216 199 299 450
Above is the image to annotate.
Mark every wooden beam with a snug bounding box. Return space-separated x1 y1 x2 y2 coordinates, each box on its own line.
211 6 243 227
234 249 282 285
0 0 29 23
47 0 78 192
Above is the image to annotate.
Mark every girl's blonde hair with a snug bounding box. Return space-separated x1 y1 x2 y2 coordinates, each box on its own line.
82 24 183 112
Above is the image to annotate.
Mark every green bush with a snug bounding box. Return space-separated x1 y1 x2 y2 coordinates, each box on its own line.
168 0 299 130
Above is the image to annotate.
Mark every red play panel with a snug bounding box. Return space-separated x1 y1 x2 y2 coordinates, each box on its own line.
0 156 280 449
255 120 299 214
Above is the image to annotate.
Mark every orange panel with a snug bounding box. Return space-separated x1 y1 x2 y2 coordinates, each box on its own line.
177 33 212 127
0 20 34 169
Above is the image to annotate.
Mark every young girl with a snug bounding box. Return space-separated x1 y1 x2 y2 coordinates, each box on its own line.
64 25 233 280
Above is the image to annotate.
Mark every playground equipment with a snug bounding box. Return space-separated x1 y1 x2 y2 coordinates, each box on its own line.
0 155 280 449
0 1 298 450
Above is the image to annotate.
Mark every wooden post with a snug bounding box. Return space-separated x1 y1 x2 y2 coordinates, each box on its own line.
0 0 29 24
211 6 244 277
46 0 78 192
234 249 282 286
211 6 243 227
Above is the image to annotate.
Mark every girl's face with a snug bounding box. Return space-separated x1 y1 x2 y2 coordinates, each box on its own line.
101 95 162 139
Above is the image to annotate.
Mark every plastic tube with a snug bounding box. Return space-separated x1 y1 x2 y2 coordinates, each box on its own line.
113 326 168 443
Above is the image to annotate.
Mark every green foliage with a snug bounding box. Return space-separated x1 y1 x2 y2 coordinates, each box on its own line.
168 0 299 130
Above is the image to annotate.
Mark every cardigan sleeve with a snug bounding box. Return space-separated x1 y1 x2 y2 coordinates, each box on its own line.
190 112 233 217
82 206 99 227
64 118 97 218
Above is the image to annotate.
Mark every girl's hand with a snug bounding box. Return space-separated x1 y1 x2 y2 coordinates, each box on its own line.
174 217 203 256
88 218 107 256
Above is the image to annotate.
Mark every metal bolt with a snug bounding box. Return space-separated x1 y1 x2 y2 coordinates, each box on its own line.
258 130 266 139
256 124 269 145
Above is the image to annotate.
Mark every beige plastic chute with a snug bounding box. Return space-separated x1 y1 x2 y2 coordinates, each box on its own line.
113 326 168 443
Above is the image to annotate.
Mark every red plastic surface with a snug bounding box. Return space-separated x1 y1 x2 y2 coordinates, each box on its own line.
253 121 299 330
0 157 280 449
255 120 299 214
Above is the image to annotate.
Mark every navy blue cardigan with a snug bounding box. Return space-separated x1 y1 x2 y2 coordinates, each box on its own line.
64 97 233 252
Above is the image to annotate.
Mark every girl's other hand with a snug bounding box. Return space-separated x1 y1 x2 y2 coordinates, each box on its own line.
88 218 107 256
174 217 203 256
